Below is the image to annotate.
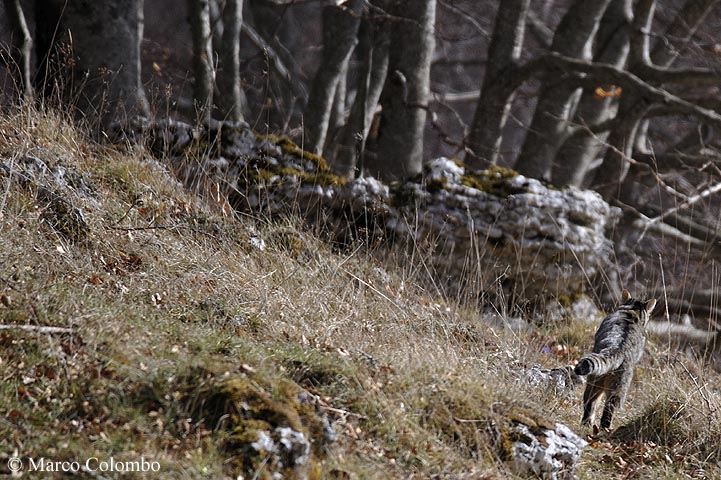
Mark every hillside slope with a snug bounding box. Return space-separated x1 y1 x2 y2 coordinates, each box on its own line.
0 108 719 479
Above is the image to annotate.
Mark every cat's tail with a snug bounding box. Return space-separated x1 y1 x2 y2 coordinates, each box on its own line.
573 351 624 376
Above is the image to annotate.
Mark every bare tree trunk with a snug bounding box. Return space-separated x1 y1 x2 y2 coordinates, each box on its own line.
216 0 245 122
303 0 363 156
552 0 632 186
62 0 149 129
188 0 215 124
375 0 436 181
514 0 613 181
5 0 34 102
465 0 530 169
323 71 347 155
331 17 390 178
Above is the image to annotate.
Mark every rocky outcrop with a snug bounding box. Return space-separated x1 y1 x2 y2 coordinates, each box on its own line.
148 121 620 302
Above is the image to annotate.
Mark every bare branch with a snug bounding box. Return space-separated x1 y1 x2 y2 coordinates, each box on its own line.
629 0 656 66
5 0 33 102
633 148 721 171
241 22 293 83
437 0 489 37
525 8 552 48
635 63 720 88
431 90 480 103
543 53 721 130
648 320 718 348
631 215 708 249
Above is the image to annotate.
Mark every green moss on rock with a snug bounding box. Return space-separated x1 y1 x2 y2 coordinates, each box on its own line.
461 165 525 196
238 135 348 190
555 292 586 309
229 418 273 445
255 134 330 171
196 376 305 433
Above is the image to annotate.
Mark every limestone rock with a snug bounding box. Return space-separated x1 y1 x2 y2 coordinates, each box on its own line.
516 364 584 393
510 421 587 480
251 427 311 477
148 121 620 303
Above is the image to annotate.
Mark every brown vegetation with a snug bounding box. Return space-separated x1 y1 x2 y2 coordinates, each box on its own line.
0 106 719 478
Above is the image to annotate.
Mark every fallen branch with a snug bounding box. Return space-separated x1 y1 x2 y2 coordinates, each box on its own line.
648 319 718 349
319 405 368 419
0 324 74 334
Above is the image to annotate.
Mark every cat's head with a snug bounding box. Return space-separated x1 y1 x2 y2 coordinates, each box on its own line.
620 289 656 324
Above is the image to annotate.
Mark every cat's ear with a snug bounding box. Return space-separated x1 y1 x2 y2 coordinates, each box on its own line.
645 298 657 314
621 289 631 302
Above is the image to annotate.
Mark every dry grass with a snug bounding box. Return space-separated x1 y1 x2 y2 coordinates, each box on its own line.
0 105 719 479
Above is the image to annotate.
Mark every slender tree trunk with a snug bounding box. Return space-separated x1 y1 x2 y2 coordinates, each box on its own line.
465 0 530 169
5 0 34 102
331 17 390 178
216 0 245 122
323 72 347 155
552 0 632 186
592 102 648 197
303 0 363 156
375 0 436 181
514 0 613 180
209 0 224 48
61 0 149 129
188 0 215 124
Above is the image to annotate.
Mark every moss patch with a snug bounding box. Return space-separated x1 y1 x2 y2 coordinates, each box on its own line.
420 378 553 464
144 365 329 478
461 165 525 196
238 144 347 190
256 134 330 171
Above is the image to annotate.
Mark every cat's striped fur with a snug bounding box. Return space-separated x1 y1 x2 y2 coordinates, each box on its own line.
574 289 657 429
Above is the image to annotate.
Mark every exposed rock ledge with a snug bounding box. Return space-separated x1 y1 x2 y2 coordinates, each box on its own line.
147 120 620 302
